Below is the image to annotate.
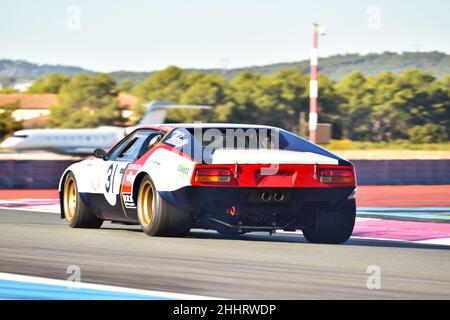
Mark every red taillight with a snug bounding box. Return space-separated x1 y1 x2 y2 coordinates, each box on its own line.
319 168 354 184
226 206 236 217
195 168 231 183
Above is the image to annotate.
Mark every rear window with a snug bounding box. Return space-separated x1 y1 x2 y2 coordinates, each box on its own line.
163 127 340 163
164 127 282 150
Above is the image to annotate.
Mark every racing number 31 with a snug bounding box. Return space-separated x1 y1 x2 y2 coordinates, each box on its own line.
103 163 126 207
105 164 118 193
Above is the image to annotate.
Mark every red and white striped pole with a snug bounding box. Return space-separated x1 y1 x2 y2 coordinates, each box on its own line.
309 23 324 144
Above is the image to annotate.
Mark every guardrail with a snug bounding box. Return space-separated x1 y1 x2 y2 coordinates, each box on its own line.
0 159 449 189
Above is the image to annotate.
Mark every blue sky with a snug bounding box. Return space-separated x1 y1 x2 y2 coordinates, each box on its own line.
0 0 449 72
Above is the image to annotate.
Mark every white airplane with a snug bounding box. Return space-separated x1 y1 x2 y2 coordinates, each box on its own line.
0 101 211 155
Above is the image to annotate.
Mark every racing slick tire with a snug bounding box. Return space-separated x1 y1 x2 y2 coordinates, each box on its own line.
137 175 192 237
302 199 356 244
63 172 103 229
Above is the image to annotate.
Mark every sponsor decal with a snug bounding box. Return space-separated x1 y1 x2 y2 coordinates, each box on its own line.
124 164 141 185
148 160 161 166
122 192 136 209
91 180 101 192
128 164 142 171
166 131 189 148
125 170 136 183
177 163 190 176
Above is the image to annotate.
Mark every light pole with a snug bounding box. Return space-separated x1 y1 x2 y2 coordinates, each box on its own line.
309 23 326 144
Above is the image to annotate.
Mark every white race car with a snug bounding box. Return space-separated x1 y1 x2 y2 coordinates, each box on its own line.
59 124 357 244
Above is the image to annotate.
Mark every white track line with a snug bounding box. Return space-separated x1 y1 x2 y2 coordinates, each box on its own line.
0 273 222 300
276 229 450 246
0 206 60 213
416 238 450 246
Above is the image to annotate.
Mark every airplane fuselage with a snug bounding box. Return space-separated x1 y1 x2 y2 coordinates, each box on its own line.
1 127 126 155
0 101 212 156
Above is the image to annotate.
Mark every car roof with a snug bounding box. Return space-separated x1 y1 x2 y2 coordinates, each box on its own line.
136 123 277 133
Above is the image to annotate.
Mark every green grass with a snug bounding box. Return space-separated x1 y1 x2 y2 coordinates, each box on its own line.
321 140 450 151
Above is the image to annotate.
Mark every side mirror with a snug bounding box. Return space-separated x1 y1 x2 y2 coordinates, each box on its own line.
93 148 107 159
148 135 163 149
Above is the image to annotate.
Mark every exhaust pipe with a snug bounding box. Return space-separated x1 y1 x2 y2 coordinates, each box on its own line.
261 192 272 202
274 192 284 202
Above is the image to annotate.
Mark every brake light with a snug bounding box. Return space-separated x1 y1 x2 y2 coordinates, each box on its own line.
195 168 231 183
319 168 354 184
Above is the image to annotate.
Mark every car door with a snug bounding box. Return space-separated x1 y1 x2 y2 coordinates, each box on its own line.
95 129 161 220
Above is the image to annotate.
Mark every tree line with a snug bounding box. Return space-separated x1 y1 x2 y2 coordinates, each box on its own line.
6 67 449 143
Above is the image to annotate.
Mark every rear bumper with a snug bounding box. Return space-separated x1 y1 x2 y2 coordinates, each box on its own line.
160 186 356 231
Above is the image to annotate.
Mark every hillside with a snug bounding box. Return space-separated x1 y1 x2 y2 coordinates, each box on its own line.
236 51 450 80
1 51 449 86
0 59 92 86
107 52 450 83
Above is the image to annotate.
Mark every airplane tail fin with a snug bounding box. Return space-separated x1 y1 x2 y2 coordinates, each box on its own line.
138 101 212 126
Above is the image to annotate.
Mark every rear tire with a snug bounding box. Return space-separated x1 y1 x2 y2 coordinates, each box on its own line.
137 175 191 237
63 172 103 229
302 200 356 244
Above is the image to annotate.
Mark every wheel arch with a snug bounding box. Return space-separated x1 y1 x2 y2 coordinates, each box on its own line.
59 170 73 219
59 161 93 219
132 171 151 204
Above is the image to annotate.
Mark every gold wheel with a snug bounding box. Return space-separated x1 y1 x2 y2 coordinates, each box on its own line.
138 180 154 227
64 176 77 222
